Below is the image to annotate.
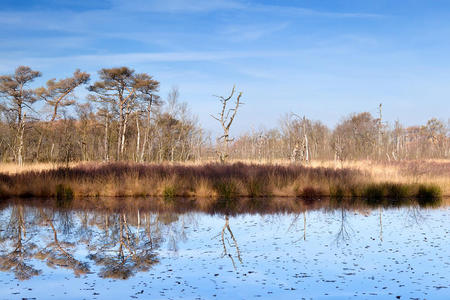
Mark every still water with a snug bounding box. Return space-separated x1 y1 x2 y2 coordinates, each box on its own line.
0 198 448 299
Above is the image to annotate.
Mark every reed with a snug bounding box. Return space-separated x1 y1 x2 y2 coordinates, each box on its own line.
0 161 447 202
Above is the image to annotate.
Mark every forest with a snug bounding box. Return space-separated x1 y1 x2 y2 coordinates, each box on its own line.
0 66 448 165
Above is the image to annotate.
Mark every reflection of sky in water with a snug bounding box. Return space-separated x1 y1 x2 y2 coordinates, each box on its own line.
0 204 449 299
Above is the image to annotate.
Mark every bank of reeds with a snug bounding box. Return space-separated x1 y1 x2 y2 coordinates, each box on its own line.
0 162 445 204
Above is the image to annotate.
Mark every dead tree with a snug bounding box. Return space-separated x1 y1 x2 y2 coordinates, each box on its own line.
289 114 310 164
211 85 243 163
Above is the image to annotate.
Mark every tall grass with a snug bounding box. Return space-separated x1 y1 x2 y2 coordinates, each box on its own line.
0 162 446 204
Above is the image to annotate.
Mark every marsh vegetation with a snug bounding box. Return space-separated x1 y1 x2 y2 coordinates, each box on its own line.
0 161 447 200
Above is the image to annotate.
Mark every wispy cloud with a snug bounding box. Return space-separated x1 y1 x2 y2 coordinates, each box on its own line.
250 4 384 18
112 0 244 13
69 50 291 63
221 22 290 42
111 0 383 18
0 50 294 71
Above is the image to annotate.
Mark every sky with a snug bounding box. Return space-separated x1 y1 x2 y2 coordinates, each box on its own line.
1 0 449 135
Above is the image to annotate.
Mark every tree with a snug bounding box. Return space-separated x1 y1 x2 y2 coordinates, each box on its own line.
424 118 447 158
331 112 378 161
211 85 243 163
36 69 90 122
88 67 159 160
33 70 90 162
0 66 41 165
135 81 161 162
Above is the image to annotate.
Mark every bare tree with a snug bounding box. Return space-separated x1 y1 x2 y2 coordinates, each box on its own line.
0 66 41 165
211 85 243 163
136 82 161 162
97 106 112 162
331 112 378 161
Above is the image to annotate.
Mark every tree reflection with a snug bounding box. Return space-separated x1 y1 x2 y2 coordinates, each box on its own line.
334 205 354 245
379 207 383 242
405 203 426 225
0 197 440 281
288 210 308 241
0 205 41 280
219 215 242 269
34 209 89 277
0 203 171 280
87 213 159 279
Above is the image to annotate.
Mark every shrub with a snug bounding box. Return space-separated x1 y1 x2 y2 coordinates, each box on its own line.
385 183 410 200
330 186 345 200
416 184 442 206
213 180 238 199
300 187 322 200
363 184 384 202
56 184 74 201
163 186 176 199
246 178 269 197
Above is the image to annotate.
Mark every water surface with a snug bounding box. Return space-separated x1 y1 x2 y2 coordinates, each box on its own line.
0 198 448 299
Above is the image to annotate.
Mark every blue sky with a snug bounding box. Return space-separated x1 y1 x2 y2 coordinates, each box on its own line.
1 0 449 135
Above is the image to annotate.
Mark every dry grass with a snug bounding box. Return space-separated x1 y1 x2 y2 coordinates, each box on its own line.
309 160 450 196
0 160 448 200
0 162 61 174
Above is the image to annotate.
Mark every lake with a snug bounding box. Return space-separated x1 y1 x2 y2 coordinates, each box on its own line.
0 198 449 299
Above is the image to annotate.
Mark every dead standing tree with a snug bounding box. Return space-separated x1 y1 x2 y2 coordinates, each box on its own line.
211 85 243 163
289 114 310 164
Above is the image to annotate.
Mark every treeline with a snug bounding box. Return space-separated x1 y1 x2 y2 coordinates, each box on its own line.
0 66 203 164
232 111 449 162
0 66 448 164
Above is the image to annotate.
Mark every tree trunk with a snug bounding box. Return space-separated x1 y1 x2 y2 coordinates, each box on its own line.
117 105 123 161
136 115 140 162
104 114 109 162
120 102 131 158
17 114 25 166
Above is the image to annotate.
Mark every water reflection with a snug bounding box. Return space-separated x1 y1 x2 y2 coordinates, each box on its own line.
219 215 242 269
0 197 447 282
37 209 89 276
334 206 354 245
0 204 41 280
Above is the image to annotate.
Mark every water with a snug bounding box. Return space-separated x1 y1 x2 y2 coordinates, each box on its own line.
0 199 449 299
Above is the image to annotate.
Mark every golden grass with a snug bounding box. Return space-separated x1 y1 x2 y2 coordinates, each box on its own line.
0 162 75 174
309 160 450 196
